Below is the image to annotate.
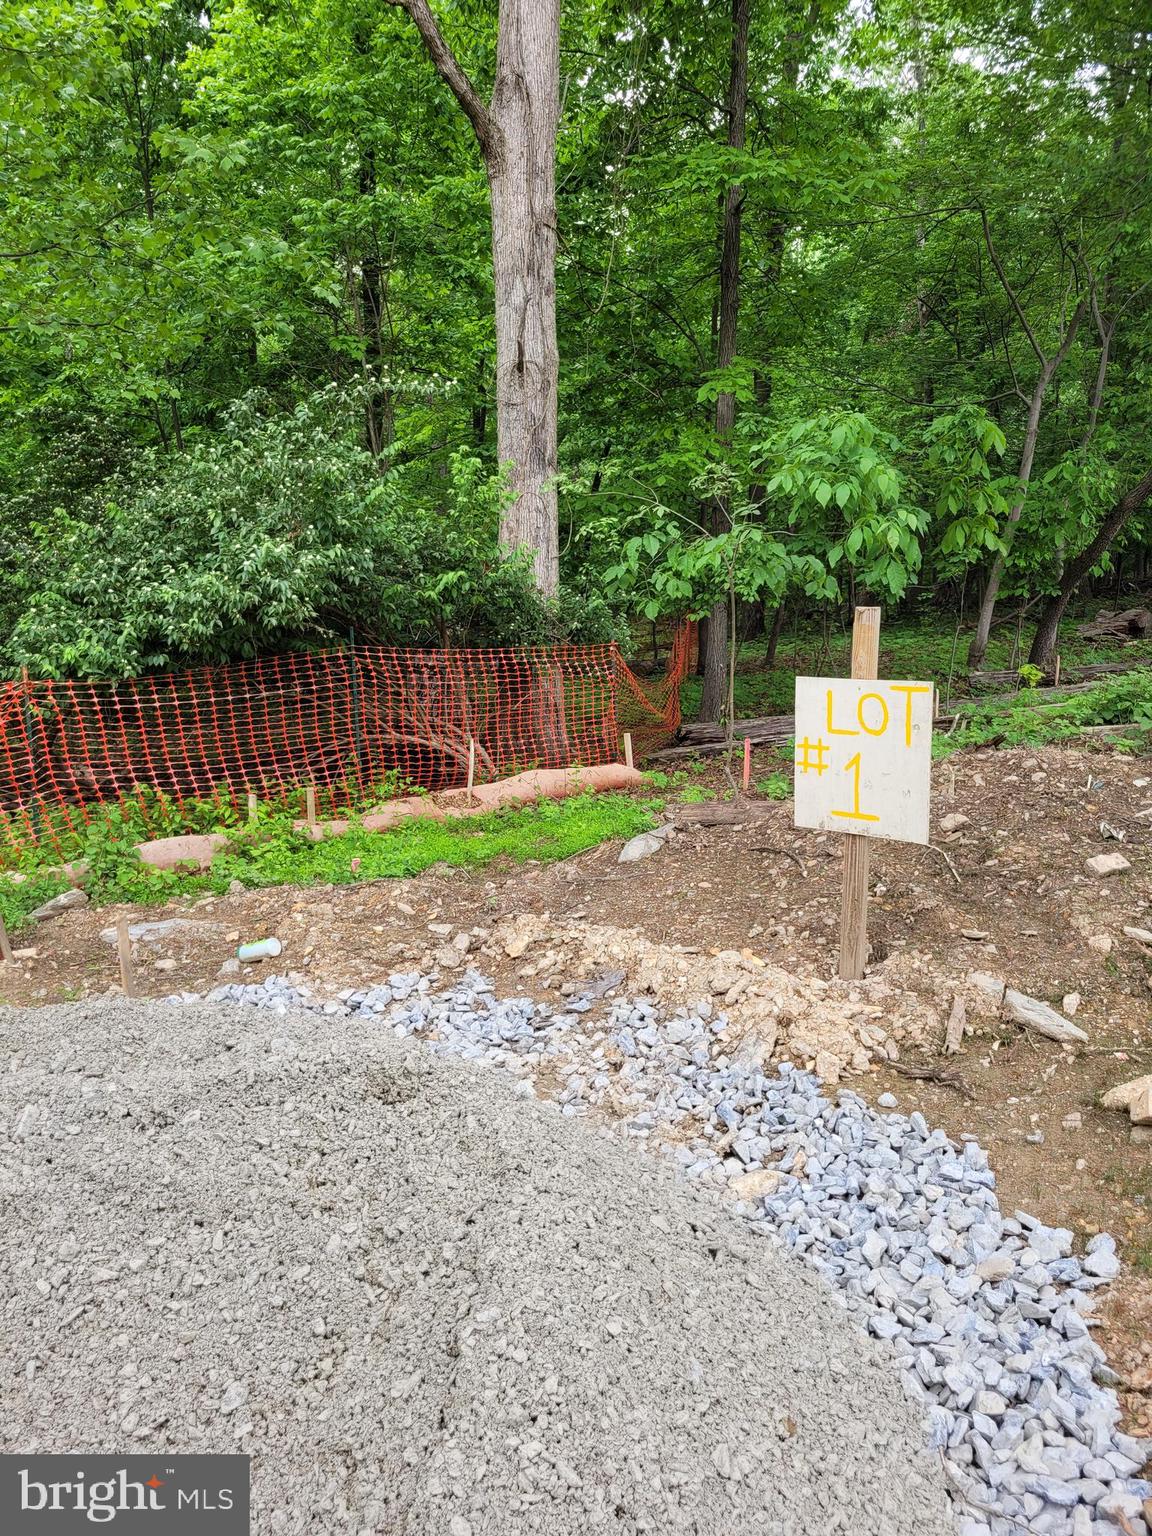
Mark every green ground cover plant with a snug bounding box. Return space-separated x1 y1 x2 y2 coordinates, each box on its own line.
0 793 658 933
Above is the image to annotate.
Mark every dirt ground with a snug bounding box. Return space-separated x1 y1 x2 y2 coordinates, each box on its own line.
3 742 1150 1434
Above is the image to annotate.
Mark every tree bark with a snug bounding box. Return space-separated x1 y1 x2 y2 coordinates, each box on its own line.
489 0 561 593
388 0 561 593
764 599 787 667
967 369 1051 669
357 147 394 462
966 218 1093 669
698 0 749 723
1029 463 1152 671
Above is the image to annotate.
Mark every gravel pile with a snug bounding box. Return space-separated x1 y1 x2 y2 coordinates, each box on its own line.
1 997 952 1536
166 971 1152 1536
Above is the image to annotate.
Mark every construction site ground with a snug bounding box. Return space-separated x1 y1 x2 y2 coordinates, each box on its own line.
2 741 1150 1436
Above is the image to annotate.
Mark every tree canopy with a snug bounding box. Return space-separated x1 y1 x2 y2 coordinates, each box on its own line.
2 0 1149 681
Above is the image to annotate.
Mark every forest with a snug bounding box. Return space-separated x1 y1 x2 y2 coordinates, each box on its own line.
2 0 1150 725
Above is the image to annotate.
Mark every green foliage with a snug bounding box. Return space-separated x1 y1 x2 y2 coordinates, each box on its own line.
211 794 657 889
754 412 929 602
756 773 792 800
936 671 1152 757
676 785 716 804
3 388 619 677
922 408 1013 566
0 870 74 935
3 0 1152 684
1 792 657 926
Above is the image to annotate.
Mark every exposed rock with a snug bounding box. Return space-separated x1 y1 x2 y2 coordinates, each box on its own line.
617 825 674 863
967 972 1089 1044
1101 1075 1152 1114
727 1169 782 1202
137 833 230 873
30 888 88 922
940 812 970 833
1085 851 1131 877
99 918 227 946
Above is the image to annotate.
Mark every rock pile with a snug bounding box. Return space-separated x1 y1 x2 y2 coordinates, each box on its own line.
486 912 940 1081
2 998 951 1536
170 970 1152 1536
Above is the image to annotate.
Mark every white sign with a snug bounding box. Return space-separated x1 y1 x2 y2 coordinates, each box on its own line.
793 677 933 846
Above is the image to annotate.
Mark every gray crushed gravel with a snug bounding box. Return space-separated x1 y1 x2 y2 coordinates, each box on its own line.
0 999 952 1536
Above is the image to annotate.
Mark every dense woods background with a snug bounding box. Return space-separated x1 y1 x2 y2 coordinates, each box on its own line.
2 0 1149 708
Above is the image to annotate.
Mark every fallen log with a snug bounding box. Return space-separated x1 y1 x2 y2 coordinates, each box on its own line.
669 800 777 826
649 716 796 762
967 660 1142 691
1076 607 1152 641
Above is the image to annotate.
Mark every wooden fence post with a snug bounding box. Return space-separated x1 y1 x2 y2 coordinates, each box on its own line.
116 914 139 999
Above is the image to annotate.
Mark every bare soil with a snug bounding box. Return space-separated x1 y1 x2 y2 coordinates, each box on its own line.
3 742 1150 1432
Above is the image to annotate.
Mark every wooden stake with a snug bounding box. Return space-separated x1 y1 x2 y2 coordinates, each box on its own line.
1053 652 1061 688
116 914 138 999
742 735 752 792
466 736 476 801
305 785 318 840
623 732 634 770
247 791 258 823
838 606 881 982
0 914 12 966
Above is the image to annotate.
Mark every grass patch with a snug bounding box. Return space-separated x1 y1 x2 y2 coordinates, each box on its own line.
679 611 1152 723
211 794 658 892
0 793 659 931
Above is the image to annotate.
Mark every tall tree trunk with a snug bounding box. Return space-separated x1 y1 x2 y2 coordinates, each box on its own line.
357 147 393 462
488 2 561 593
967 370 1051 669
698 0 749 723
1029 463 1152 671
966 215 1093 670
764 599 787 668
388 0 561 593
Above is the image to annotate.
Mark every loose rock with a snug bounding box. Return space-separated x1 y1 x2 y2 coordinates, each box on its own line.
1085 852 1131 878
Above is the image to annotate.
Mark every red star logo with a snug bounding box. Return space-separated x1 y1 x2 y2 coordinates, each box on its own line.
146 1476 164 1490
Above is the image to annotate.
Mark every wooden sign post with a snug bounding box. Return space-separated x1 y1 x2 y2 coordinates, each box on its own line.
792 607 934 982
839 607 880 980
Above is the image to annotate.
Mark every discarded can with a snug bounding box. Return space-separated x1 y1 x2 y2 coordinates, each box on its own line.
237 937 282 962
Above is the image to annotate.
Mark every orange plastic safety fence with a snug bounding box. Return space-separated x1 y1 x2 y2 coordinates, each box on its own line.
0 634 689 856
